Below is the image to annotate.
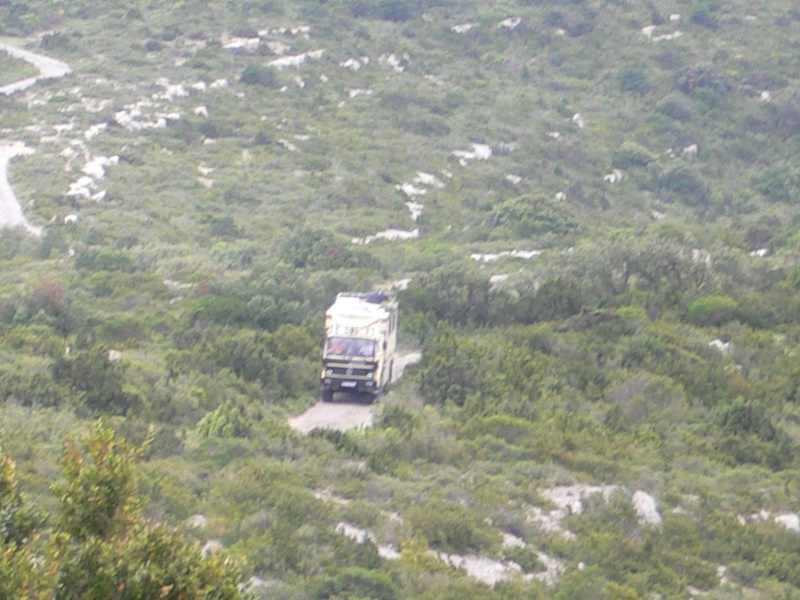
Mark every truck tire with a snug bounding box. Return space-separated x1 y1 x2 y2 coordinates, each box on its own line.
321 389 334 403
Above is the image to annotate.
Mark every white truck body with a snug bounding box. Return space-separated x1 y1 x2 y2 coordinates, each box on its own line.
320 293 397 402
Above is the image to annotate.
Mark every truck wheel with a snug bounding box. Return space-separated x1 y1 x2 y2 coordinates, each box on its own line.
321 389 333 402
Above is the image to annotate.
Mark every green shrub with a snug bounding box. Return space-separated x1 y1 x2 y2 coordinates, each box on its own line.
240 64 278 87
407 497 498 554
316 567 398 600
618 67 651 95
684 295 738 327
196 401 251 438
612 141 656 169
492 194 579 237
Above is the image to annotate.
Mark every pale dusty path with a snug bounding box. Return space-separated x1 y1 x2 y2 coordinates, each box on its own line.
0 39 71 235
0 40 72 95
0 142 41 235
288 350 422 434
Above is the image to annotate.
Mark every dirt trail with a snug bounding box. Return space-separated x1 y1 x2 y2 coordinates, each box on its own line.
0 39 71 235
0 39 71 95
288 350 421 434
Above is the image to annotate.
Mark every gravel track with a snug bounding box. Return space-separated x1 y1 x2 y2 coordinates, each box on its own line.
0 39 72 235
288 351 421 434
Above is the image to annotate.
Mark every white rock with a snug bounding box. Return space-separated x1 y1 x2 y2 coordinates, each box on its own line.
266 41 291 55
632 490 663 525
352 228 419 245
709 339 732 353
201 539 223 558
452 23 477 34
406 201 424 221
223 37 260 51
470 250 542 263
340 58 362 71
269 50 324 69
396 182 426 197
498 17 522 30
187 514 209 528
682 143 698 157
775 514 800 533
84 123 107 140
414 171 445 188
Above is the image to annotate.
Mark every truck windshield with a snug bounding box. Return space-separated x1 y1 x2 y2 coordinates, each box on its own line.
326 337 375 358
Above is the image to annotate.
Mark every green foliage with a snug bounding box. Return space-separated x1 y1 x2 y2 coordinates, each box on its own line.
752 164 800 203
0 448 44 549
618 67 651 95
399 263 490 326
690 2 719 29
241 64 279 87
657 166 709 206
418 324 487 408
75 248 135 272
517 277 586 323
407 496 499 554
196 400 251 438
684 295 738 327
49 422 243 598
54 422 148 540
492 194 579 238
612 141 656 169
280 228 379 270
316 566 398 600
52 344 140 414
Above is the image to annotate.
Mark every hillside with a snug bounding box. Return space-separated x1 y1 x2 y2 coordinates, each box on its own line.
2 1 800 598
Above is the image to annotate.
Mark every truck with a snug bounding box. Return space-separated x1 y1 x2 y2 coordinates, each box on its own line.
320 292 398 402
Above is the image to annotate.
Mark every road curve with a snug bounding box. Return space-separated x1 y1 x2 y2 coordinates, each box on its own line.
0 40 71 95
0 39 71 235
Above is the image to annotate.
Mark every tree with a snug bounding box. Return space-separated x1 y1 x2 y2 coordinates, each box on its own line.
0 422 245 599
50 422 244 599
0 447 48 599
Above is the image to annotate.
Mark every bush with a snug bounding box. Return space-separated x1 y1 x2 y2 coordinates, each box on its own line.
492 194 579 238
612 141 656 169
684 295 738 326
316 567 398 600
658 167 709 206
240 64 278 87
407 497 498 554
618 67 651 95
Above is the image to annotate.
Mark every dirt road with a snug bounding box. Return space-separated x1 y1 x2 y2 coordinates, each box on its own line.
0 40 71 235
0 40 71 95
288 350 421 434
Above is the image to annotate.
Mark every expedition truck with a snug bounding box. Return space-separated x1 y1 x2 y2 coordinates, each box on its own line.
320 292 397 402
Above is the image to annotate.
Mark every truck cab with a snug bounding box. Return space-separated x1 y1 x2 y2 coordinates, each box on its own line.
320 293 397 402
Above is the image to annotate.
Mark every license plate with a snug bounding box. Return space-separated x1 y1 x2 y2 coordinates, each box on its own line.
341 381 357 388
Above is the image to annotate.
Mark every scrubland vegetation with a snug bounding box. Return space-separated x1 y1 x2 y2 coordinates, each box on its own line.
3 0 800 597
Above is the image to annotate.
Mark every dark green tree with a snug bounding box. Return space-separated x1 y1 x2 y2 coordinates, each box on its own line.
51 421 244 599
